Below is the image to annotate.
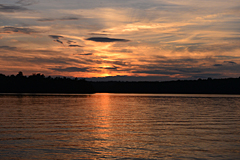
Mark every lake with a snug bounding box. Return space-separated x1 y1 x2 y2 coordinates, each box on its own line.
0 93 239 159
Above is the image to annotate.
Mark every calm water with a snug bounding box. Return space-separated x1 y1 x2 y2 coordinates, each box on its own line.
0 93 239 159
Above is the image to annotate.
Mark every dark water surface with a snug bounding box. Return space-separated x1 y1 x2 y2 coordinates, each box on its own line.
0 93 239 159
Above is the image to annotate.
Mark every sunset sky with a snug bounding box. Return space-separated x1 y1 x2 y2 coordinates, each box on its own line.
0 0 240 81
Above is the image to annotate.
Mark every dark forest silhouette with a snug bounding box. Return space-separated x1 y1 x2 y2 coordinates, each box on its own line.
0 72 240 94
93 78 240 94
0 72 94 93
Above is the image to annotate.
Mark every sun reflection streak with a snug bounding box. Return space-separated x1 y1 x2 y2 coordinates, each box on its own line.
92 93 114 153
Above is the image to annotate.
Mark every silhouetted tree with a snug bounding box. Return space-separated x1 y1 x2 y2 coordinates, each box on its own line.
207 77 212 81
16 71 23 77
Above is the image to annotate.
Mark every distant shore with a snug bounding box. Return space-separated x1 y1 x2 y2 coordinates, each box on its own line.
92 78 240 94
1 72 240 94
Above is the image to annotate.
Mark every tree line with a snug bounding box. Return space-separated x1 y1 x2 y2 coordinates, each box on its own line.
0 72 94 93
92 77 240 94
0 72 240 94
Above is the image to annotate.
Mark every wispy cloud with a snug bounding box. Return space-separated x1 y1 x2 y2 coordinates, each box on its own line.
101 66 119 70
48 35 64 44
187 43 240 53
1 26 40 34
49 67 89 72
74 53 93 56
54 40 63 44
224 61 237 65
16 0 39 6
37 17 80 22
88 33 108 36
86 37 130 42
48 35 64 39
213 64 222 67
0 4 29 12
0 51 87 66
0 46 17 50
69 45 82 47
77 53 93 56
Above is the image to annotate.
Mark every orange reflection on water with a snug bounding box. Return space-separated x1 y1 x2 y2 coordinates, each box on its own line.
95 93 112 125
92 93 115 153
